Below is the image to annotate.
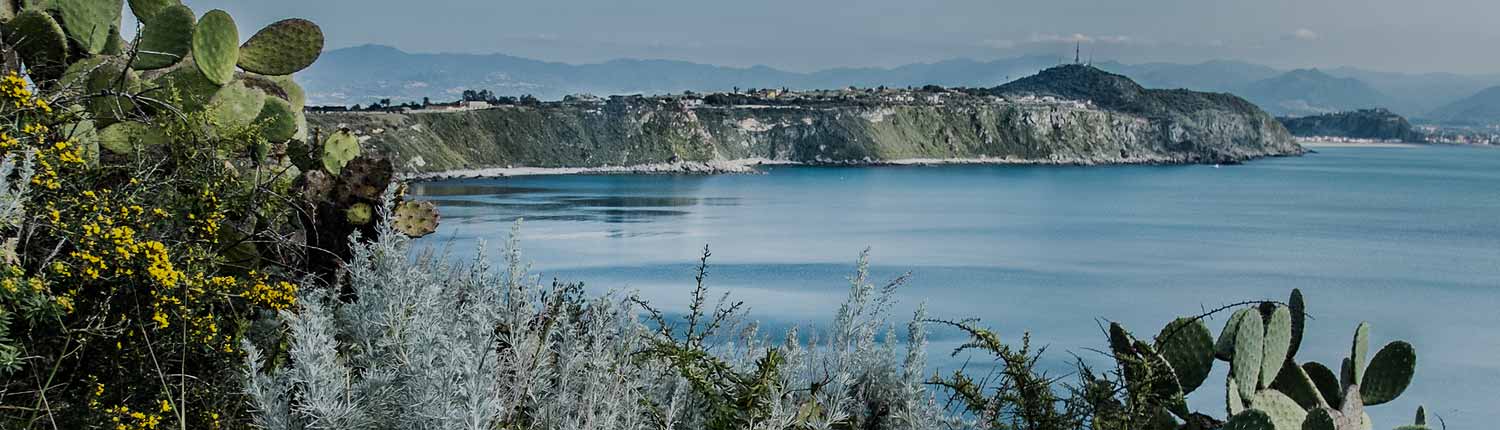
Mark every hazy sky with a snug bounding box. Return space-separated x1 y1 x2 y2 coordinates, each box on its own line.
172 0 1499 74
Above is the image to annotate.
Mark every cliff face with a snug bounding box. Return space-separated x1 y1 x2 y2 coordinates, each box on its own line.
308 66 1302 173
1277 108 1423 142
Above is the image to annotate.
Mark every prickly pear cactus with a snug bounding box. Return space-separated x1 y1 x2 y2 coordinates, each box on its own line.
192 9 239 85
321 129 360 175
6 9 69 82
1248 389 1306 430
1232 310 1264 399
255 97 298 142
1154 317 1214 394
50 0 125 55
237 18 325 76
1224 409 1275 430
393 200 440 238
1350 323 1370 384
131 4 195 70
1261 306 1293 387
128 0 180 24
98 122 166 154
1217 308 1251 361
344 203 373 225
1359 341 1415 406
208 79 268 130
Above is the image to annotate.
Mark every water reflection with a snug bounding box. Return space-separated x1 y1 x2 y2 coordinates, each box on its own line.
415 177 738 226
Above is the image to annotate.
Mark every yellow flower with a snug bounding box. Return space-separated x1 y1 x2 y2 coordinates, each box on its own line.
152 310 169 328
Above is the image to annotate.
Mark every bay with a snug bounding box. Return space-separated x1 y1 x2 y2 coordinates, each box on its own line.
413 144 1499 428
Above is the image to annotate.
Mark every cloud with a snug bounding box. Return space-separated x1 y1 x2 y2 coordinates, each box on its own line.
1288 28 1320 41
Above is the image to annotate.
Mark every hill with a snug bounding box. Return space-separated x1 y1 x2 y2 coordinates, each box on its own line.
1277 108 1424 141
1423 86 1500 125
310 65 1300 174
1232 69 1394 116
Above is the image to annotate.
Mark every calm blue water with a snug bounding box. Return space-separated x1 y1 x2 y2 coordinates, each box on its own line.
412 145 1499 428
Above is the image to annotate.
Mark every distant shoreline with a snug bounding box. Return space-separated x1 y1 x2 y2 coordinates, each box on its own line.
1297 140 1427 148
403 153 1302 182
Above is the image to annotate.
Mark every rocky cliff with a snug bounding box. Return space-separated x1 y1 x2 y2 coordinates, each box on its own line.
308 65 1302 174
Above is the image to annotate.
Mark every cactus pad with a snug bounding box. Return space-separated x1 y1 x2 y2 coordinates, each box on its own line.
1249 389 1307 430
192 9 240 85
1261 306 1293 387
296 169 334 203
52 0 124 55
1228 377 1246 416
1155 317 1214 395
132 4 194 70
98 122 166 154
255 97 297 142
393 200 440 238
127 0 179 24
152 60 221 112
321 129 360 175
1224 410 1275 430
265 75 306 111
1301 361 1342 410
237 18 324 76
1232 310 1264 399
344 203 373 225
1350 322 1370 384
1302 408 1335 430
1270 361 1325 410
102 26 125 55
84 58 142 123
208 79 267 129
1217 308 1251 361
1359 341 1415 406
7 10 69 83
1288 289 1306 359
333 155 393 203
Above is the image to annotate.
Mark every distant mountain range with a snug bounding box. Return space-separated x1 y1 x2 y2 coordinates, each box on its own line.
301 44 1500 123
1423 86 1500 125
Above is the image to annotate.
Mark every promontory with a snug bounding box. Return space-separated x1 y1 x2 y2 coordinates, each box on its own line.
308 65 1304 176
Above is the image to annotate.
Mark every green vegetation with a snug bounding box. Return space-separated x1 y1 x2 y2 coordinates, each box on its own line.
0 2 1427 430
0 1 439 428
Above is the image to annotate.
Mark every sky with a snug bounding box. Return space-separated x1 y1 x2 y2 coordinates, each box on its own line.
164 0 1500 74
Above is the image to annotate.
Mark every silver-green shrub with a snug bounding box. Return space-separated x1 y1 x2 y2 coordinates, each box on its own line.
243 210 951 430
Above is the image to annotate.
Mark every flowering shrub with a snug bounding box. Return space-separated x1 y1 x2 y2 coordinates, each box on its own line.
0 64 303 428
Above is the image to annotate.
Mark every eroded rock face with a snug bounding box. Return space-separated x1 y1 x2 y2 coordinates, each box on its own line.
309 67 1302 173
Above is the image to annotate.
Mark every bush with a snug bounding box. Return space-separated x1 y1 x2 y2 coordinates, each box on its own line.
244 219 953 430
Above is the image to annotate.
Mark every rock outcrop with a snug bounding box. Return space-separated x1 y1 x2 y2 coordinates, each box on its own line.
308 65 1302 174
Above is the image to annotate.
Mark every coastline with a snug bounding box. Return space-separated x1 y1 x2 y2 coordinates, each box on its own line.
403 152 1302 182
1298 140 1427 148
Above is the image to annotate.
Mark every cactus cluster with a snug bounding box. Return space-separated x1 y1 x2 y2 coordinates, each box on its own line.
1108 289 1419 430
0 0 440 281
